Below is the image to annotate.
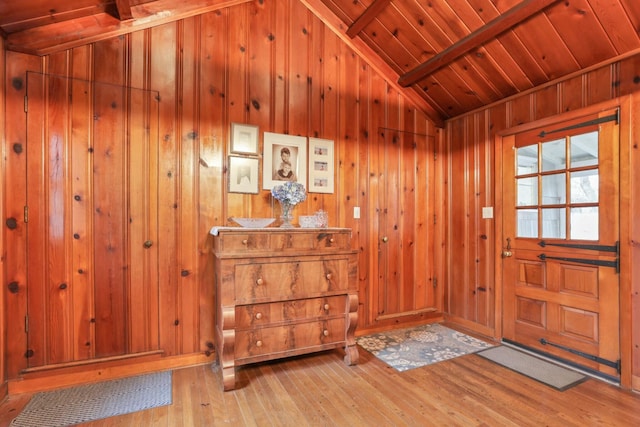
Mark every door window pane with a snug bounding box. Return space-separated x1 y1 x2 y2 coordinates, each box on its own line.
541 139 566 172
517 209 538 238
514 129 601 241
517 177 538 206
570 132 598 167
542 173 566 205
542 208 566 239
570 169 599 203
517 145 538 174
571 207 599 240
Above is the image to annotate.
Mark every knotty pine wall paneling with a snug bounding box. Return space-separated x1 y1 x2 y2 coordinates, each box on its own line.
315 14 339 222
126 33 161 355
176 17 199 356
150 22 180 358
91 39 128 357
197 11 226 355
0 37 6 397
5 51 41 377
380 88 402 319
1 0 440 381
444 53 640 390
67 48 95 362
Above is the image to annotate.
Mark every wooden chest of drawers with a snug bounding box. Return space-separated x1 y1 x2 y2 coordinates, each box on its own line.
211 227 359 390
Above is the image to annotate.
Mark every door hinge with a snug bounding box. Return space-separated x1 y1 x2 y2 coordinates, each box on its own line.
24 95 28 113
25 315 29 333
433 214 437 225
24 206 28 223
433 277 438 288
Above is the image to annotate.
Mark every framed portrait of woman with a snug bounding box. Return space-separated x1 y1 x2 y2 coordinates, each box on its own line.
262 132 307 190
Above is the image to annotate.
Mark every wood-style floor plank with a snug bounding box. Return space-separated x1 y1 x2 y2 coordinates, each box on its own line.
1 348 639 426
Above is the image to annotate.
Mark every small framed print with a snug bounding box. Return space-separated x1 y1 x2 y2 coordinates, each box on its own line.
263 132 307 190
308 137 334 193
230 123 259 155
228 155 260 194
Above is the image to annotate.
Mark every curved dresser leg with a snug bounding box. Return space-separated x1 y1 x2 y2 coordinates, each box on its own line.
344 293 359 365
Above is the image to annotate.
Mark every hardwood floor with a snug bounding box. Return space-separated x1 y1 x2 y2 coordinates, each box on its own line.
1 348 639 426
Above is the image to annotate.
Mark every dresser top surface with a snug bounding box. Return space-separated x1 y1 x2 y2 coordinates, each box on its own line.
210 226 351 236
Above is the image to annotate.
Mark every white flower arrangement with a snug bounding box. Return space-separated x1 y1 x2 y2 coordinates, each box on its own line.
271 182 307 206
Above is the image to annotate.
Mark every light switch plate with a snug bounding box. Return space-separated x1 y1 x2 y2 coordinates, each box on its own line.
354 206 360 219
482 206 494 219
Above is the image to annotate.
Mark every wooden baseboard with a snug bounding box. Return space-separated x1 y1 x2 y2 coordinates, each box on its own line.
8 352 214 395
356 313 444 337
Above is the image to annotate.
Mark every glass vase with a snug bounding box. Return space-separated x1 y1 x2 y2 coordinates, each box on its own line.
279 200 295 228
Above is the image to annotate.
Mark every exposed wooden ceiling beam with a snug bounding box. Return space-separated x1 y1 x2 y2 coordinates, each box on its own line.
346 0 391 39
5 0 252 56
114 0 134 20
301 0 444 126
398 0 560 87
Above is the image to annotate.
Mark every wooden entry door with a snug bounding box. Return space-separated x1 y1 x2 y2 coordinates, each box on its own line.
501 110 620 380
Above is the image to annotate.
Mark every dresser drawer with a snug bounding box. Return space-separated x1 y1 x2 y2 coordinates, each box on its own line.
235 258 348 303
311 231 351 251
217 232 314 252
235 317 346 361
213 229 352 253
236 295 347 329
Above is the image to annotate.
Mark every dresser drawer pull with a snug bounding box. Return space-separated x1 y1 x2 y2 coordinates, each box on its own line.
255 312 263 320
329 238 334 243
325 273 332 280
256 340 263 347
323 330 329 337
242 239 248 245
323 304 330 311
256 278 264 285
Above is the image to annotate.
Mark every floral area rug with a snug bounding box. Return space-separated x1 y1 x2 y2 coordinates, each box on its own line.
356 323 495 372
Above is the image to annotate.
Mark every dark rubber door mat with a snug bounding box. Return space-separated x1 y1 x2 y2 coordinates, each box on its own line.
477 345 588 391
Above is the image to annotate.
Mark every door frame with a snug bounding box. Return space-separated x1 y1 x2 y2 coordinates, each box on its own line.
494 97 633 388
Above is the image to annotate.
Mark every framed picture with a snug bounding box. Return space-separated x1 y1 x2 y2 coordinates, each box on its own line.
228 155 260 194
262 132 307 190
308 138 334 193
230 123 259 155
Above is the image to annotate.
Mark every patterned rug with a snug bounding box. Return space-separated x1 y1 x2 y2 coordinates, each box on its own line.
11 371 172 427
356 323 495 372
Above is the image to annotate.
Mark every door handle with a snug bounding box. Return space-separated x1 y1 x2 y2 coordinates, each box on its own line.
382 236 388 243
502 237 512 258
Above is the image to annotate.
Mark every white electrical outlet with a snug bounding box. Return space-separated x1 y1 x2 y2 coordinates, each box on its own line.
353 206 361 219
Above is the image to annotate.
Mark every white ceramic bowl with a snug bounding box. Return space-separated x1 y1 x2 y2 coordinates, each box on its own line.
232 218 276 228
299 215 318 228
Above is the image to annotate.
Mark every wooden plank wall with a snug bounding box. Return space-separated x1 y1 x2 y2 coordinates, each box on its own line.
1 0 440 381
0 36 6 396
444 53 640 389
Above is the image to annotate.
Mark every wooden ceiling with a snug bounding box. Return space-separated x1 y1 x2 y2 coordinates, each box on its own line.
2 0 640 121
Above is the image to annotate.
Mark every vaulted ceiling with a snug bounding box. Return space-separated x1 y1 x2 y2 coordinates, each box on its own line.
2 0 640 121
